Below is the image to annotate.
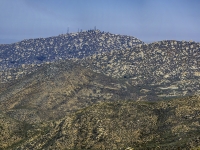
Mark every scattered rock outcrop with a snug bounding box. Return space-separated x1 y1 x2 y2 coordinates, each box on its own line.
0 30 143 70
1 39 199 98
81 40 200 97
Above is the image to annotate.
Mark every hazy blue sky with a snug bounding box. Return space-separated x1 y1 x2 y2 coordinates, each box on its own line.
0 0 200 44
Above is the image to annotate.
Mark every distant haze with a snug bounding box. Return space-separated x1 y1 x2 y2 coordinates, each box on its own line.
1 0 200 44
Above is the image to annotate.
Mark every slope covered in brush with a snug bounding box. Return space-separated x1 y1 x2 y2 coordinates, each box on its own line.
6 95 200 150
0 60 139 123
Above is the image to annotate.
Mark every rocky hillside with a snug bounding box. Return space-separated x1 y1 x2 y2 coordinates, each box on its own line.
0 60 139 124
2 95 200 150
1 39 199 97
1 40 199 99
0 31 200 149
0 112 23 149
81 40 200 97
0 29 143 70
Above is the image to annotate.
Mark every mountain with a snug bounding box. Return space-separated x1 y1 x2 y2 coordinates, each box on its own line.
0 60 139 123
0 31 200 149
0 30 143 71
1 39 199 98
81 40 200 97
2 95 200 149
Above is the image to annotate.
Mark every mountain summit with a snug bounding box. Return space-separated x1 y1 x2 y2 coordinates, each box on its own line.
0 30 143 70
